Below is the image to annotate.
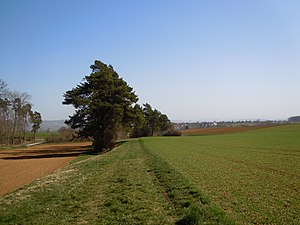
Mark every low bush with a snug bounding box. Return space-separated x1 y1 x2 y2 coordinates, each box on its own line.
163 129 182 136
45 128 90 143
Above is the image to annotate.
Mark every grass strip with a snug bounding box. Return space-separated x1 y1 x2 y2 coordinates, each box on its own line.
139 138 237 225
0 140 177 224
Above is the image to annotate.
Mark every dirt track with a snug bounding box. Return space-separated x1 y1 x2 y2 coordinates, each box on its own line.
0 142 92 197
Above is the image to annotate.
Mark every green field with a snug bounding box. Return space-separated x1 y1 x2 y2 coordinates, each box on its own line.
142 125 300 224
0 125 299 224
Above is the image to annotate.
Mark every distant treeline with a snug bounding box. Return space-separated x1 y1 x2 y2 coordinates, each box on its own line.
0 79 42 145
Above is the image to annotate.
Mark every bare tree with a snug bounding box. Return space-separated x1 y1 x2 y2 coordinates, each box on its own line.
0 80 41 145
5 91 32 144
0 79 8 98
0 79 9 144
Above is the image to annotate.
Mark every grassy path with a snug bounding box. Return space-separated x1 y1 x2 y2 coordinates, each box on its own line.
0 140 176 224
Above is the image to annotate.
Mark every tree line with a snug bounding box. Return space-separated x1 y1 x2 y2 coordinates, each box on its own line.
130 103 173 138
0 79 42 145
63 60 178 152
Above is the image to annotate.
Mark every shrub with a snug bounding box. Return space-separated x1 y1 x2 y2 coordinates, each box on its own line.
45 128 90 143
162 129 182 136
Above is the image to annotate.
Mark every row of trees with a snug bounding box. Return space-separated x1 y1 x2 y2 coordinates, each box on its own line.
131 103 172 138
0 79 42 145
63 60 174 152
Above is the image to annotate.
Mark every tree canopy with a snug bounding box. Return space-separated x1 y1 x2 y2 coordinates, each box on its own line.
131 103 172 137
30 111 42 141
63 60 138 151
63 60 174 151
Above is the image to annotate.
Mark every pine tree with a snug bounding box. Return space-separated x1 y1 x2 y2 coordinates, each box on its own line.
63 60 138 151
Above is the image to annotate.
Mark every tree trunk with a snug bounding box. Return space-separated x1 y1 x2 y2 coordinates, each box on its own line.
12 111 17 144
93 128 116 152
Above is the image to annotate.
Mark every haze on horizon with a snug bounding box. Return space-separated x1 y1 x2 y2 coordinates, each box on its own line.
1 0 299 122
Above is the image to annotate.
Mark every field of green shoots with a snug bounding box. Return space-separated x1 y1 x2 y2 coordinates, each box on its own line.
142 125 300 224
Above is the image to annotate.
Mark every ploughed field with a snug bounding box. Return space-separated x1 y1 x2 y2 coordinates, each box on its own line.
0 142 91 197
0 125 299 224
180 125 273 136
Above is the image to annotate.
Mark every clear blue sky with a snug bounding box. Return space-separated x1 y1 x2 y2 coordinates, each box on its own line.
1 0 299 121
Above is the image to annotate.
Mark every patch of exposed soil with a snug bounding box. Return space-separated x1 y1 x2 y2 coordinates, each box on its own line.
180 125 273 136
0 142 91 197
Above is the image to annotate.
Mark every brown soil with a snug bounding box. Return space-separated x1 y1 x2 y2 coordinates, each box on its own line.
180 125 272 136
0 142 92 197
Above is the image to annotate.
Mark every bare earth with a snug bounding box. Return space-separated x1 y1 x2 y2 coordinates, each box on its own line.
0 142 92 197
180 125 272 136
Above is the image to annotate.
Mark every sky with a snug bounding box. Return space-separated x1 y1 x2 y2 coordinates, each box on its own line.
0 0 299 121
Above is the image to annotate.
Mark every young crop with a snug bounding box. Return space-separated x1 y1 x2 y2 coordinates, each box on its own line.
141 125 300 224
